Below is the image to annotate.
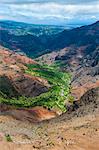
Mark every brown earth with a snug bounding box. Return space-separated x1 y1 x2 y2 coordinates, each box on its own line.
0 87 99 150
0 105 57 123
0 46 50 97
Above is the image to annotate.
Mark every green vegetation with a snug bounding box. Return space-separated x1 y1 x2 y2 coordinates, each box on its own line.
25 63 72 112
5 134 12 142
0 63 72 112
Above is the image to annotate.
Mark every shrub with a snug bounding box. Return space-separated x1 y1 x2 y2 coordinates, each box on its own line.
5 134 12 142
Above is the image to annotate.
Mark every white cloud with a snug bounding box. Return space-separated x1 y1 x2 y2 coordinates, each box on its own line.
91 16 97 19
0 1 99 25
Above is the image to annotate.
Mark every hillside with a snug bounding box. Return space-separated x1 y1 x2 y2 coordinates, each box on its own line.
49 21 99 52
0 46 71 113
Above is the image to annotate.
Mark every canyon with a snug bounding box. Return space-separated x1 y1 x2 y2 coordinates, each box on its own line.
0 20 99 150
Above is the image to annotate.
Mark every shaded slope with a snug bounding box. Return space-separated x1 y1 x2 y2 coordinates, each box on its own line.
0 75 19 98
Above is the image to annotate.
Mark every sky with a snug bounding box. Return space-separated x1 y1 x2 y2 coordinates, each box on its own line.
0 0 99 26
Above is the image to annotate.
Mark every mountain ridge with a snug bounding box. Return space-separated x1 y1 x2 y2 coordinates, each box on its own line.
0 20 98 58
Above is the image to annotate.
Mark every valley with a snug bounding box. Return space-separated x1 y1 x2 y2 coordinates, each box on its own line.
0 20 99 150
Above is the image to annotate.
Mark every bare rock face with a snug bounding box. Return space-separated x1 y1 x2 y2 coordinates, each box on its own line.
0 46 49 98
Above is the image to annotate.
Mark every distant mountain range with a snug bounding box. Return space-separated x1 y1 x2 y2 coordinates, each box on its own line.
0 20 99 58
0 20 76 57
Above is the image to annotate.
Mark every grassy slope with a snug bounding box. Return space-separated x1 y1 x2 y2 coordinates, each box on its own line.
0 63 72 112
